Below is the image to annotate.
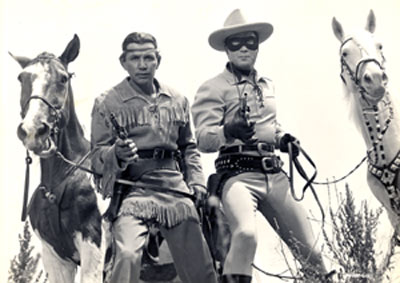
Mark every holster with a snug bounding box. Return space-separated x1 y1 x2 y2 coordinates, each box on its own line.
203 173 231 264
207 173 225 198
103 183 126 222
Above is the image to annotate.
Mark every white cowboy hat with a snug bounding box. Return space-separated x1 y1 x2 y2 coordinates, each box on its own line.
208 9 273 51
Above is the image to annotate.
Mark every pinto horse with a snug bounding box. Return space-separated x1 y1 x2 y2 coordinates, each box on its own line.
10 35 106 282
332 10 400 236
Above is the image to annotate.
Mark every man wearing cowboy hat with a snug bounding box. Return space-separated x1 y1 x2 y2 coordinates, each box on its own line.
192 9 329 282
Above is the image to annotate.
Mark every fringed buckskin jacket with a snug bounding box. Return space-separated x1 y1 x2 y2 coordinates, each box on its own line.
90 77 205 227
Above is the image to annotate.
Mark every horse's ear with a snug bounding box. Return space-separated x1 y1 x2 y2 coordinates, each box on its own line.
9 52 31 68
59 34 80 65
366 9 376 33
332 17 345 42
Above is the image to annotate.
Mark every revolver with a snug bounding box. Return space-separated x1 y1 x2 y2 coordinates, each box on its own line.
239 93 258 144
104 112 129 222
110 112 128 140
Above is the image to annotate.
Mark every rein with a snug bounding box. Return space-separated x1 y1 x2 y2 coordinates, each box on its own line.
19 68 73 220
286 142 325 222
339 38 400 214
21 150 32 221
297 102 393 188
56 149 196 200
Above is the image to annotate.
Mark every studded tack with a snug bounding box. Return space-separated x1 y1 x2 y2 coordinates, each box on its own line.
390 198 400 215
369 150 400 216
341 42 400 216
38 184 57 203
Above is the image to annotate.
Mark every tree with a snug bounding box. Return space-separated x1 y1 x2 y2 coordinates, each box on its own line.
8 220 44 283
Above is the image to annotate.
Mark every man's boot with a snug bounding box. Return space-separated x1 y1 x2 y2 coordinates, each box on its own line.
221 274 252 283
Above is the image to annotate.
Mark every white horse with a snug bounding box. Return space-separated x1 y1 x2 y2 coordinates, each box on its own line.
332 10 400 237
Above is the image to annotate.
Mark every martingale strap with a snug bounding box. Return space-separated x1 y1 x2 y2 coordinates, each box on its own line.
368 150 400 215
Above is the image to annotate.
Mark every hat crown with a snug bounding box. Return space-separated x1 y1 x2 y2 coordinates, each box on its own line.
209 8 273 51
223 9 248 28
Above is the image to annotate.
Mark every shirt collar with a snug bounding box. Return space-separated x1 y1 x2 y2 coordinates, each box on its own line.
222 62 267 85
118 77 172 102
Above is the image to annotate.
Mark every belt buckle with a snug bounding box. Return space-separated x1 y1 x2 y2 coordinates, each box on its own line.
261 157 274 172
261 156 281 173
153 148 164 159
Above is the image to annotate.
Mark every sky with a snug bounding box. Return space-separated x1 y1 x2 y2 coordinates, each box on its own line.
1 0 400 282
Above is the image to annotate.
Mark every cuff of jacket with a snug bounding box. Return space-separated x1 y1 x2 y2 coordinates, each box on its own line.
275 132 286 150
101 144 129 198
187 182 207 192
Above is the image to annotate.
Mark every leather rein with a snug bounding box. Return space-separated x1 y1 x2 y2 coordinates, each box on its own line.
286 38 391 222
20 72 72 221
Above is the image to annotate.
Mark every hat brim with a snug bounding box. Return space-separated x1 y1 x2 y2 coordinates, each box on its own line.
208 22 273 51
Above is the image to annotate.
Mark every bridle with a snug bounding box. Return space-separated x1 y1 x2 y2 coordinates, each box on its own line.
339 36 393 161
20 64 73 139
19 60 73 221
339 37 386 105
338 37 400 217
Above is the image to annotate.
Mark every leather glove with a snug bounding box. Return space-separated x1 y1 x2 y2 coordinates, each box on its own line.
115 138 139 164
224 109 256 143
190 185 207 208
279 133 300 158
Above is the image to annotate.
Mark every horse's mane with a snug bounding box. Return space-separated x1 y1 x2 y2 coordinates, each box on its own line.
340 29 382 133
342 85 365 134
343 81 400 149
29 52 58 65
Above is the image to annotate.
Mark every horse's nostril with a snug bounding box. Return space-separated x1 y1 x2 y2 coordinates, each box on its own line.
36 123 50 137
17 124 27 141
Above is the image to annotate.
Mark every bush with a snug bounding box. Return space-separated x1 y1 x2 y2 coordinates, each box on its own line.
8 221 47 283
322 183 396 283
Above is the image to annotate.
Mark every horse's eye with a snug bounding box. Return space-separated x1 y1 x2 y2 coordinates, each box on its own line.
342 51 347 57
377 44 383 50
59 75 68 84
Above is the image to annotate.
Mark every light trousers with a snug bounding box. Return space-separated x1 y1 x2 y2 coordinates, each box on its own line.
221 171 327 276
110 215 218 283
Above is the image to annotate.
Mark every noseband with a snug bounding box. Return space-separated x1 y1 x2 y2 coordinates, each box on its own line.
20 67 72 137
339 37 386 103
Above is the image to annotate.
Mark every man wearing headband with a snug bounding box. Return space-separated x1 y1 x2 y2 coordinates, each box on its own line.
90 32 217 283
192 9 330 282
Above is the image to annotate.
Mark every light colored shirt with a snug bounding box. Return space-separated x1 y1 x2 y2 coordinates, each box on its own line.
192 66 285 153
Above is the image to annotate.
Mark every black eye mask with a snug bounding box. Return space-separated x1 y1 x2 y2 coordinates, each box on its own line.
225 36 259 51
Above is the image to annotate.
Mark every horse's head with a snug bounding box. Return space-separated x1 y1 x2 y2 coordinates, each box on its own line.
332 10 388 105
10 35 80 158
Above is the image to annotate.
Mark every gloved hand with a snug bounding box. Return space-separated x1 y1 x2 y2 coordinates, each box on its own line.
224 109 256 143
115 138 139 164
190 184 207 208
279 133 300 158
